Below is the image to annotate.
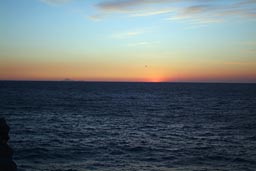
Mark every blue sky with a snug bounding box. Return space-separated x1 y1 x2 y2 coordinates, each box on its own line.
1 0 256 82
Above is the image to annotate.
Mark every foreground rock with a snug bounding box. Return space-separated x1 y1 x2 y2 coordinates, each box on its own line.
0 118 17 171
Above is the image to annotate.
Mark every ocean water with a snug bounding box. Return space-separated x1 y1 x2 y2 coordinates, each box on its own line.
1 81 256 171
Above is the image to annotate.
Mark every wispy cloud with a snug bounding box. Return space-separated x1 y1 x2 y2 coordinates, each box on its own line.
128 41 159 47
131 8 174 17
112 31 142 39
94 0 256 25
167 7 222 26
182 5 213 15
112 28 152 39
97 0 174 12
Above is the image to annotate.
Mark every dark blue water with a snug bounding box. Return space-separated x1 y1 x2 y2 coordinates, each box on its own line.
1 81 256 171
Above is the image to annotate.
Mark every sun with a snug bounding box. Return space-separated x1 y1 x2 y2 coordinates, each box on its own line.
147 77 166 82
150 78 161 82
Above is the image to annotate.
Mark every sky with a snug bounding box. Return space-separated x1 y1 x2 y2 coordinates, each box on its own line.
0 0 256 82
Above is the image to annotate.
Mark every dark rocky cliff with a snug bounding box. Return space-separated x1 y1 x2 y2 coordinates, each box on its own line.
0 118 17 171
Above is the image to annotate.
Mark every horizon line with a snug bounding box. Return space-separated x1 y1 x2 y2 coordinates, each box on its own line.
0 80 255 84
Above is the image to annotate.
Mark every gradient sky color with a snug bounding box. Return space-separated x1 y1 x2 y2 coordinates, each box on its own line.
1 0 256 82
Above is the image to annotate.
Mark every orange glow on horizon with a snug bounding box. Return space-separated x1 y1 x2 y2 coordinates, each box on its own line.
0 59 255 83
146 77 169 83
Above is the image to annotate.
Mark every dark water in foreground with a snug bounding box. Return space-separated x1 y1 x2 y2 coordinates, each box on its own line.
1 81 256 171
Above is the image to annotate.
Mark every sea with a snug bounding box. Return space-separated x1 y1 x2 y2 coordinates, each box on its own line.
1 81 256 171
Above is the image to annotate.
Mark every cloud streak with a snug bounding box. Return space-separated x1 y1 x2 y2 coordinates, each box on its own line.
97 0 175 12
112 29 149 39
128 41 159 47
131 8 174 17
94 0 256 25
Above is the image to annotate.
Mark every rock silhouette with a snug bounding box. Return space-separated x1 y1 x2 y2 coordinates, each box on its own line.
0 118 17 171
